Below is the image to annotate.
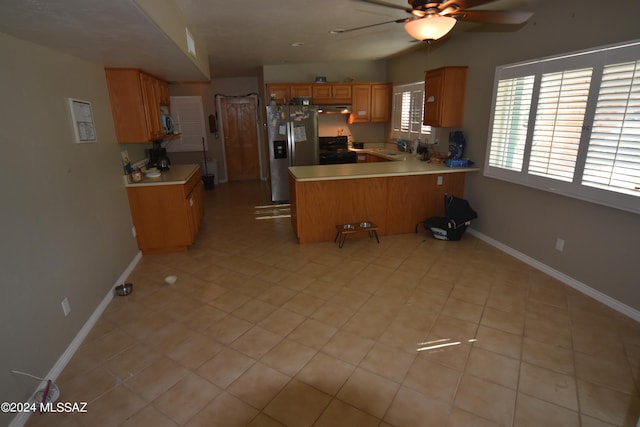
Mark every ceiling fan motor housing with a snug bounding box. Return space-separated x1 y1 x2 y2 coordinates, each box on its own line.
408 0 460 17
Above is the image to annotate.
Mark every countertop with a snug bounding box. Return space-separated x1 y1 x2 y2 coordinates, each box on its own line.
289 148 479 182
124 164 200 187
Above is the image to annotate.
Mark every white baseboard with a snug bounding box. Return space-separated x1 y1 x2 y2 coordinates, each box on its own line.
467 229 640 323
10 251 142 427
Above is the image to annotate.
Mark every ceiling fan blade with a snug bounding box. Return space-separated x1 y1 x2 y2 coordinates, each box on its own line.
354 0 413 14
331 18 407 34
450 9 533 24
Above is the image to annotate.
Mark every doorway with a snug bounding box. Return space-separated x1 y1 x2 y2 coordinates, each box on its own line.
218 95 261 181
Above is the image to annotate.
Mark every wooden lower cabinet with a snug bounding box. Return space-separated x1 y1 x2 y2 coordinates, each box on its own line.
127 169 204 254
289 172 466 243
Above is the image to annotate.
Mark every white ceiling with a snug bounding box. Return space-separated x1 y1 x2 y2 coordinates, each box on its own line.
0 0 534 81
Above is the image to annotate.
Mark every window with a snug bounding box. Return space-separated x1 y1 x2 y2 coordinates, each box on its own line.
392 82 431 140
166 96 207 152
485 40 640 214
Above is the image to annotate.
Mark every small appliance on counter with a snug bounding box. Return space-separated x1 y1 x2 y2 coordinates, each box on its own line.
147 140 171 170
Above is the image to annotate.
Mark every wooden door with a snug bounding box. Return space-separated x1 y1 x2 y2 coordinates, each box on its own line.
220 97 260 181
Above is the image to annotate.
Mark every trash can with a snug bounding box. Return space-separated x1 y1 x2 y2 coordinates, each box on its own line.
201 160 217 190
202 174 215 190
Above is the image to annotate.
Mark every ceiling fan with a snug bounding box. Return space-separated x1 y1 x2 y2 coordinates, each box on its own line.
333 0 533 42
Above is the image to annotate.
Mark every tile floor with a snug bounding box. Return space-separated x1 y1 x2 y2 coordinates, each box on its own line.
27 180 640 427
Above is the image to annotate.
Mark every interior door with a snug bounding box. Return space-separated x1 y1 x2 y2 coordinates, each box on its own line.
220 97 260 181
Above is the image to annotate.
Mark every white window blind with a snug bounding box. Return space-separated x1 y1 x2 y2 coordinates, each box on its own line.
529 68 592 181
392 82 431 139
485 39 640 214
487 75 534 171
400 91 411 132
583 60 640 196
167 96 207 152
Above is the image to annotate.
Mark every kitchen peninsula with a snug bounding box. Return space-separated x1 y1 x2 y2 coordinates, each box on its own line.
125 164 204 254
288 151 478 243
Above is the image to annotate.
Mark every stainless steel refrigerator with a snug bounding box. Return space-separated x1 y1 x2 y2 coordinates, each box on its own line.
266 104 319 202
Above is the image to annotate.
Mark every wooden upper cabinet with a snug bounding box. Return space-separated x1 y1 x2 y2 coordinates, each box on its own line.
266 84 291 104
105 68 168 143
349 84 372 123
312 83 352 104
139 72 164 140
290 84 313 99
423 66 467 128
370 83 391 123
158 79 170 106
264 81 390 121
349 83 391 124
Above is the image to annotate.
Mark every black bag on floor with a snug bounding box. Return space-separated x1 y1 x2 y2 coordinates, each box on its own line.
416 195 478 241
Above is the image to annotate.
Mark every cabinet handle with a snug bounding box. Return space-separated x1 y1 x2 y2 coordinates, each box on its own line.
189 197 194 207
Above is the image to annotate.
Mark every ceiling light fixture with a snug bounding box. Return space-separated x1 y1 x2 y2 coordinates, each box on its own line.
404 14 456 42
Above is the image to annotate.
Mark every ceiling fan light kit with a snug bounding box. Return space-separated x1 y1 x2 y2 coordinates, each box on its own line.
344 0 533 42
404 14 457 41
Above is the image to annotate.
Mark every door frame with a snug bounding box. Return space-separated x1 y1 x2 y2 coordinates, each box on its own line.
215 94 266 182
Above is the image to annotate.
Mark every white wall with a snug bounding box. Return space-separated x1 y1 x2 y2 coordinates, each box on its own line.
387 0 640 312
263 60 387 83
0 32 139 425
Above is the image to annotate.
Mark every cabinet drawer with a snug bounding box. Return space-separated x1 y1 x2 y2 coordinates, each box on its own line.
183 168 202 197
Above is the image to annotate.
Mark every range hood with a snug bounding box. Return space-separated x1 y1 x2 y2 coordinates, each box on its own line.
317 105 352 115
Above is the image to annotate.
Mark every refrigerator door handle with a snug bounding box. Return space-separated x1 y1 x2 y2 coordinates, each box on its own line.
288 121 295 166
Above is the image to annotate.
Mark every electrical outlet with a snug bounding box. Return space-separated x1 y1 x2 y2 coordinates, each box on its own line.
61 298 71 317
437 175 443 185
555 238 565 252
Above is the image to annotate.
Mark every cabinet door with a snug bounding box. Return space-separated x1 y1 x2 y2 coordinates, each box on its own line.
366 153 390 162
186 181 204 241
370 83 391 123
105 68 149 143
330 84 352 103
266 84 290 104
349 84 371 123
127 185 192 253
140 72 163 140
312 84 332 101
159 80 170 106
312 84 352 104
290 84 312 99
423 69 444 126
424 67 467 127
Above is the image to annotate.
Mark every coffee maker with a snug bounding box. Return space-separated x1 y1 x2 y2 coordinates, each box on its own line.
148 140 171 170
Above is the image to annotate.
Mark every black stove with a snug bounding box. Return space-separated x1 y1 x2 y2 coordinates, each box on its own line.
319 136 357 165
